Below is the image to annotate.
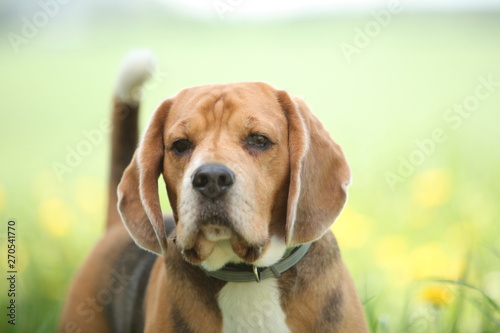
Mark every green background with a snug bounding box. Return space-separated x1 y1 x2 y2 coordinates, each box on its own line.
1 6 499 332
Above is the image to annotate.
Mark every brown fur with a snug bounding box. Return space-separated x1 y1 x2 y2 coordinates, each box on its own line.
106 100 139 228
143 235 225 332
279 232 367 332
59 77 368 332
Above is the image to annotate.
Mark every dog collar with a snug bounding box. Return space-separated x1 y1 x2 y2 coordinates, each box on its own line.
202 242 312 283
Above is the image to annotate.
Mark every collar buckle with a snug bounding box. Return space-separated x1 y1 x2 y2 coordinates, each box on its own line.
252 266 261 282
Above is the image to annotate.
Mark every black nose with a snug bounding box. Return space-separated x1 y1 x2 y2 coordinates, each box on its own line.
192 164 235 199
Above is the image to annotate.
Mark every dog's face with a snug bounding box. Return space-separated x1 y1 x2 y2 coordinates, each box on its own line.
118 82 350 270
163 84 290 268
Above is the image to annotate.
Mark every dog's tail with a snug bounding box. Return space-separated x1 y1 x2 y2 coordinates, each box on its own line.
106 50 156 229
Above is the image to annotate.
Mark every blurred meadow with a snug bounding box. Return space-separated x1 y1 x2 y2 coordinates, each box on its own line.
1 0 500 332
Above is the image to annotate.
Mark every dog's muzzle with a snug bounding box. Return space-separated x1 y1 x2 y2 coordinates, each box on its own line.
191 164 236 243
177 164 267 265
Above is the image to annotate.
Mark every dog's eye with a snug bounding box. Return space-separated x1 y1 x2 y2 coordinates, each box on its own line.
172 139 193 155
246 133 272 150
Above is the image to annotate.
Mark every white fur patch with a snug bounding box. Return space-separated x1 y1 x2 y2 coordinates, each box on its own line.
115 49 156 104
200 236 287 272
253 237 287 267
201 240 240 271
218 278 290 333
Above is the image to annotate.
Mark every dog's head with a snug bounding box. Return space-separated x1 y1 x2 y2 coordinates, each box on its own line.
117 82 350 270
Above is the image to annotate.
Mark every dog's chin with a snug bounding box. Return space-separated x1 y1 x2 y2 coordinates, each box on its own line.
179 229 267 270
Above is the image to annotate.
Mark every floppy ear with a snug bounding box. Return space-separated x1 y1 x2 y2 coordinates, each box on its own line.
117 100 172 255
275 91 351 246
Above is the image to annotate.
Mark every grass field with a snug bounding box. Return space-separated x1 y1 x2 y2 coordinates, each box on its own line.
1 10 500 332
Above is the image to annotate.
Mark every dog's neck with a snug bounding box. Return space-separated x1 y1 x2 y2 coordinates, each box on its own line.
201 242 311 283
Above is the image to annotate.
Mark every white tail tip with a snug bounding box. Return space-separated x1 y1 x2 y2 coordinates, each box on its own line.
115 50 157 104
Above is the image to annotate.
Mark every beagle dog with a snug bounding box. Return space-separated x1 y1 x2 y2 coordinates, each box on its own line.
59 51 368 333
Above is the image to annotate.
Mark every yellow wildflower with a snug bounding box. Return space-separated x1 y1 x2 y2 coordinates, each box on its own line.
375 235 408 269
332 207 373 249
38 197 72 237
412 169 452 207
420 284 454 306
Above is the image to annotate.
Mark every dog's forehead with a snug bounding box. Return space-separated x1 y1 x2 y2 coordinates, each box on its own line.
168 82 285 122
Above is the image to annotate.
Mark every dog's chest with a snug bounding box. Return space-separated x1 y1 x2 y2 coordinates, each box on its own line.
217 278 290 333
